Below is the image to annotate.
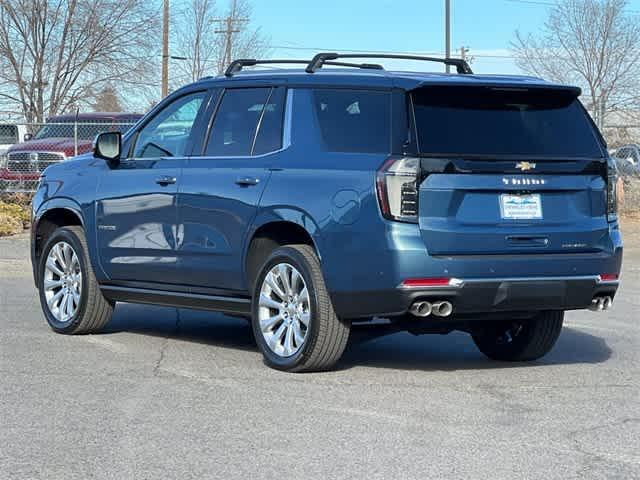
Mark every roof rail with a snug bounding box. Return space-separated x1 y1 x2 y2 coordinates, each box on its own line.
305 52 473 74
224 58 384 77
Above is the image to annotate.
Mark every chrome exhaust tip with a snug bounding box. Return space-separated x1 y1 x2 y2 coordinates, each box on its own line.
410 301 432 317
432 301 453 317
589 296 611 312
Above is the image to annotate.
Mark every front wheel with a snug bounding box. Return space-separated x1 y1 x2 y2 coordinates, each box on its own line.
38 226 114 334
251 244 350 372
471 311 564 361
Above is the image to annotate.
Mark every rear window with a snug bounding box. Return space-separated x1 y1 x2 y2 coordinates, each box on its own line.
313 89 390 153
0 125 18 144
412 86 602 158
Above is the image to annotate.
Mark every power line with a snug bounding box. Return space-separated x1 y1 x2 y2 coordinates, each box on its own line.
266 44 520 60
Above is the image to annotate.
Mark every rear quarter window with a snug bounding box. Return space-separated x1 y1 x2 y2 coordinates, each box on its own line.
312 89 390 153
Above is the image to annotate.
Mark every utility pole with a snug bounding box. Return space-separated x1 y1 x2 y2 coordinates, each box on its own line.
161 0 169 98
214 0 248 71
445 0 451 73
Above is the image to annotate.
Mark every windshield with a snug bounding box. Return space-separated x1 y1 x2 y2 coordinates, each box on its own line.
34 122 119 141
411 86 603 158
0 124 18 144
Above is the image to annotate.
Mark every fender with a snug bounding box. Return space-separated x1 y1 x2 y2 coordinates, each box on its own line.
246 206 324 259
34 197 84 228
32 197 106 285
243 206 325 291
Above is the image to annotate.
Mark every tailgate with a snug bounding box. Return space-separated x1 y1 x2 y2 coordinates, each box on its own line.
418 173 609 255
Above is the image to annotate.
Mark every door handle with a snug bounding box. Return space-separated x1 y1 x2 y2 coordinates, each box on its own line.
235 177 260 186
155 176 177 186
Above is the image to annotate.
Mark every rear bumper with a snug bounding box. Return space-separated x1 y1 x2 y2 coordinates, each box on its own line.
331 275 619 319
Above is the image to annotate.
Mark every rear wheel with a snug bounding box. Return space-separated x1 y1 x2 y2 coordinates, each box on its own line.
38 226 114 334
471 311 563 361
251 244 350 372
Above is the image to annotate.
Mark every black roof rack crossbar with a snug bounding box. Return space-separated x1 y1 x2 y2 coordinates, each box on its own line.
305 52 473 74
225 58 384 77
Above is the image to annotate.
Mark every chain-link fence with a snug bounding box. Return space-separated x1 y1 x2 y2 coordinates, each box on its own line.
604 124 640 148
603 124 640 218
0 120 138 193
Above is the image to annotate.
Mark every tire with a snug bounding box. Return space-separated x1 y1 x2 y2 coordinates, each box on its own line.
38 226 114 334
471 311 564 361
251 244 350 372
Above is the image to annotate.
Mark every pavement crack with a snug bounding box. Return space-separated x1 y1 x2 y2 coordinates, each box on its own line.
153 308 181 376
153 337 169 376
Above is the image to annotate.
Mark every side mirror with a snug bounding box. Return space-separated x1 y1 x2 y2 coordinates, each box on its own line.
23 133 32 142
94 131 121 164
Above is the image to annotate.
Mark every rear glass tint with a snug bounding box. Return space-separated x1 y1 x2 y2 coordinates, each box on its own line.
313 89 390 153
412 86 602 158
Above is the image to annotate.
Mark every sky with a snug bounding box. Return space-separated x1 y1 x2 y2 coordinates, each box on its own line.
243 0 640 75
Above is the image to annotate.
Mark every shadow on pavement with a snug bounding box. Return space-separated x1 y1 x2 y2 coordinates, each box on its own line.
340 325 612 371
103 303 612 371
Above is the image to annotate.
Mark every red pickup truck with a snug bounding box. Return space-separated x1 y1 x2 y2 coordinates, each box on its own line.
1 112 141 191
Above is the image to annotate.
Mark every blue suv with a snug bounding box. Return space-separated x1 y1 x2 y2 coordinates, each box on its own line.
31 53 623 371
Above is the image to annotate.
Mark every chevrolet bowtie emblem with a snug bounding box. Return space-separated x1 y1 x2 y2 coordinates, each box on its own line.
515 161 536 171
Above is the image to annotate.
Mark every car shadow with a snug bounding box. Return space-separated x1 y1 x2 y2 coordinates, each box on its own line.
103 303 612 371
103 303 257 353
341 323 612 371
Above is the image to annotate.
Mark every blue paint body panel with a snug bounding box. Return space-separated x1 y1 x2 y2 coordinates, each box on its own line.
31 69 623 318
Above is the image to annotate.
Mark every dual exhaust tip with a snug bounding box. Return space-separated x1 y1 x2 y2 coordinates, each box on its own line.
410 300 453 318
412 296 612 316
589 296 613 312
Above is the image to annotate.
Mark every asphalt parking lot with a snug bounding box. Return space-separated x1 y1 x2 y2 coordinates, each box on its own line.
1 225 639 480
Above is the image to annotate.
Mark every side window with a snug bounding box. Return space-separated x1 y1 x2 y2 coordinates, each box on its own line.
313 89 391 153
253 87 286 155
205 88 271 157
133 92 206 158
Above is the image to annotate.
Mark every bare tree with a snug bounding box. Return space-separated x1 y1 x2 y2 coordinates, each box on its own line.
511 0 640 128
174 0 270 84
174 0 218 83
0 0 158 122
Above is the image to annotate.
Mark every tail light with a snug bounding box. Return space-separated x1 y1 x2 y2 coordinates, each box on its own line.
598 273 619 283
376 156 419 223
606 158 618 218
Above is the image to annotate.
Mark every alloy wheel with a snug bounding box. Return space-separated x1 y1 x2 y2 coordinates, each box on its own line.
258 263 310 357
43 241 82 323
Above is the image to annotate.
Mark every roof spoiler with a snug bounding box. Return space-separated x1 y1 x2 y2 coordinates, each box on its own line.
407 81 581 96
